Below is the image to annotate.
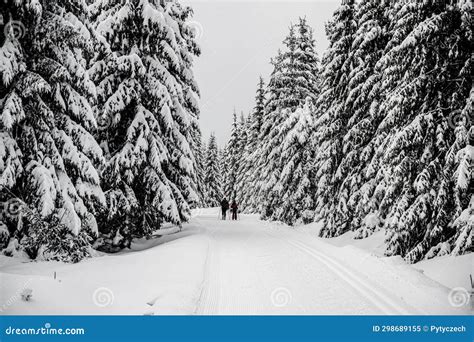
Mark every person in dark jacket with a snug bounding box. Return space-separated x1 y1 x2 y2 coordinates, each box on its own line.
231 200 238 220
221 198 229 220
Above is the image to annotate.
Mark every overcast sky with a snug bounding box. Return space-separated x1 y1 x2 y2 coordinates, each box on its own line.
181 0 340 146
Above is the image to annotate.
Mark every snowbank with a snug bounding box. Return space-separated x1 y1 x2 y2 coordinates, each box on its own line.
413 254 473 291
293 221 473 295
0 225 208 315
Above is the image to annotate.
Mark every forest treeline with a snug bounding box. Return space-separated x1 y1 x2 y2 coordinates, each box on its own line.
0 0 202 261
199 0 472 263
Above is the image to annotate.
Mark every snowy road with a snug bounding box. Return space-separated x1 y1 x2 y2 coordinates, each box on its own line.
191 212 465 315
0 210 469 315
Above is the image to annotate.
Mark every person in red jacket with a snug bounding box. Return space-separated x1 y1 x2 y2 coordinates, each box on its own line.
231 200 238 220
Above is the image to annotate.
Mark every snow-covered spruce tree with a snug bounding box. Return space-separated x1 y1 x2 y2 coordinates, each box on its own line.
198 137 208 206
293 17 320 102
445 125 473 257
322 0 390 238
0 0 105 261
90 0 201 242
316 0 472 261
253 50 288 220
368 0 473 262
274 98 317 225
439 0 473 258
191 128 206 207
240 76 266 212
218 145 228 200
312 0 358 235
223 110 239 200
235 112 250 204
254 19 320 220
203 133 222 207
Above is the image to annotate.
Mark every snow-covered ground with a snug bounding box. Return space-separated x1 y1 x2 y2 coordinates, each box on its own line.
0 209 471 315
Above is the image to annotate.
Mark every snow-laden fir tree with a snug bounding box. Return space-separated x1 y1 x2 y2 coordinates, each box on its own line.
203 133 222 207
273 98 317 225
239 76 266 212
90 0 201 241
444 126 473 257
317 0 472 261
254 19 320 219
0 0 105 261
235 111 250 204
223 110 239 200
191 128 206 207
313 0 357 234
438 0 473 258
253 51 288 219
372 0 472 262
321 0 390 238
218 145 228 200
293 17 320 102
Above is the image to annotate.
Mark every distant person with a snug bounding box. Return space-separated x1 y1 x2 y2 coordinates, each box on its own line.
221 198 229 220
231 200 238 220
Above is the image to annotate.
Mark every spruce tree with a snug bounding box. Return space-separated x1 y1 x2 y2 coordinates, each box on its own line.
192 129 206 207
1 0 105 260
241 77 266 212
223 110 239 200
254 19 321 220
314 0 357 236
322 0 390 238
315 0 472 262
203 133 222 207
219 145 229 200
235 112 249 204
373 0 472 262
275 98 317 225
90 0 201 239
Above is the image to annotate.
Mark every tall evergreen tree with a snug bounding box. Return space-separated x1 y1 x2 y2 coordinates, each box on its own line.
274 98 317 224
235 112 249 204
219 145 228 199
294 17 320 102
90 0 201 239
240 77 266 212
313 0 357 234
223 110 239 200
1 0 104 260
317 0 472 262
192 129 206 207
376 0 472 262
203 133 222 207
322 0 390 238
254 19 320 219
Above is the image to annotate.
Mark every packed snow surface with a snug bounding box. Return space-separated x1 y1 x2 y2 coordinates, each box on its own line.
0 209 471 315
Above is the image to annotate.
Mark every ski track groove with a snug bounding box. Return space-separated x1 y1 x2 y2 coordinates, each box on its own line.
263 226 420 315
191 214 432 315
195 223 221 314
287 239 413 315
